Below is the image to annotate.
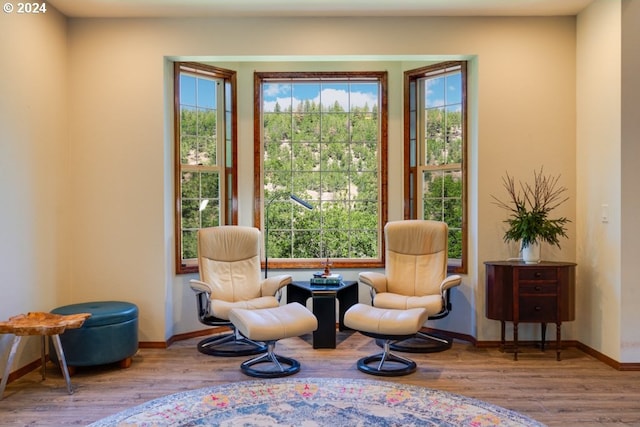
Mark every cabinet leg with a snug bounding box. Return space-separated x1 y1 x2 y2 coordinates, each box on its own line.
513 322 519 361
500 321 506 353
540 322 547 352
556 322 562 361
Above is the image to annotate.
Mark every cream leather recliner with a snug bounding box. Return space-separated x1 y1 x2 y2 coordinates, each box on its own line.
189 226 292 356
359 220 462 353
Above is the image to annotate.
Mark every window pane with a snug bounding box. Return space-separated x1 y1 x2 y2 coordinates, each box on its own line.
293 113 320 142
176 64 237 273
263 83 292 112
292 142 320 171
321 113 349 142
260 74 385 263
321 83 349 112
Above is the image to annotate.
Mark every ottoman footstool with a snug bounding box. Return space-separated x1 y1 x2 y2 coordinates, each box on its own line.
229 302 317 378
50 301 138 374
344 303 429 376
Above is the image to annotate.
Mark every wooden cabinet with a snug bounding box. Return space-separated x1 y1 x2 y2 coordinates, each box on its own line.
485 261 576 361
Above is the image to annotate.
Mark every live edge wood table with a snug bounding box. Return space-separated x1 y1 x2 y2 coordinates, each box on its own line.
0 311 91 399
485 261 576 361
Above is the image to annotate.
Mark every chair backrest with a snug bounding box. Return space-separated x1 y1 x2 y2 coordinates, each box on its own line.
384 220 448 297
197 226 263 302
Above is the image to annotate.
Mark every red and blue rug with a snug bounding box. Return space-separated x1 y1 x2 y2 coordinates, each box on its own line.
88 377 545 426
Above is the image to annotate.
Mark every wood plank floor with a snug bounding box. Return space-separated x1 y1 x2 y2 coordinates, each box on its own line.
2 331 640 426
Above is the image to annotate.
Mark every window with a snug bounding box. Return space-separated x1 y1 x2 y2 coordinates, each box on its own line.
174 62 237 274
404 62 467 273
254 72 388 269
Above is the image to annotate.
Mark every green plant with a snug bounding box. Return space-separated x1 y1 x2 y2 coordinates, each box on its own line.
492 168 570 248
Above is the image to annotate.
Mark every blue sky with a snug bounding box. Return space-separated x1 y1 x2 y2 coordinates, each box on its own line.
263 82 379 112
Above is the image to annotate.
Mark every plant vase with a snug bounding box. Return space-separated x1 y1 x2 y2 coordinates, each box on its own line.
521 241 541 264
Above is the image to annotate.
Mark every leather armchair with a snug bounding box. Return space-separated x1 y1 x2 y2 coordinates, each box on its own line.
359 220 462 352
189 226 291 356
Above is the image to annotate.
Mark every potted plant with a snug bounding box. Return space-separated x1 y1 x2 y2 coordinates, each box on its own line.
491 167 570 263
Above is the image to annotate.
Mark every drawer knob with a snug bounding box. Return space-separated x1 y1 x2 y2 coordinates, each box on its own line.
535 286 542 291
535 306 542 311
535 272 542 278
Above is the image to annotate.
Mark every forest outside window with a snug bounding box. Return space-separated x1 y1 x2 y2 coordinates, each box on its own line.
174 62 237 274
405 61 467 274
254 72 388 269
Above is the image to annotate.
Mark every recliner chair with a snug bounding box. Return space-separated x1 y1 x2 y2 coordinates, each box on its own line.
359 220 462 353
189 226 292 356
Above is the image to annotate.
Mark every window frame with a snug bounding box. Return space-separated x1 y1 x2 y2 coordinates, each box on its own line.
253 71 388 270
174 62 238 274
404 61 467 274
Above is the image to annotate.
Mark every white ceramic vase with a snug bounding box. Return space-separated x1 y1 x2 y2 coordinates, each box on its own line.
521 241 541 264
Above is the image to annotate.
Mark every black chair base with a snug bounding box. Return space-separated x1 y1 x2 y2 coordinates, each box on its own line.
239 341 300 378
357 353 417 377
376 330 453 354
357 337 418 377
197 330 267 357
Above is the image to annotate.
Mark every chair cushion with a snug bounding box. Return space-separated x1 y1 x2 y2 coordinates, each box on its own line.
211 296 279 320
374 292 443 316
344 303 429 336
229 302 318 342
384 220 448 296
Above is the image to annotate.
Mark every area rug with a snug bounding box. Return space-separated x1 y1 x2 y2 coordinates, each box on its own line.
88 377 545 427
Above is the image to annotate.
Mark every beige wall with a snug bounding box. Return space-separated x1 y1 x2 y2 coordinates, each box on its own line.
64 16 578 343
620 0 640 363
15 7 640 375
576 0 622 362
0 8 69 371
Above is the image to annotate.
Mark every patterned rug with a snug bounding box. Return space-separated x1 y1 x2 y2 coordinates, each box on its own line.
88 377 545 426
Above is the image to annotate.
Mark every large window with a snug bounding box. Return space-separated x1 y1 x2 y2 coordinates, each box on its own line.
254 72 388 269
174 62 237 274
405 62 467 273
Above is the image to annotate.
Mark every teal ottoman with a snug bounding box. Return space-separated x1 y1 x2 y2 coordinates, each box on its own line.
50 301 138 373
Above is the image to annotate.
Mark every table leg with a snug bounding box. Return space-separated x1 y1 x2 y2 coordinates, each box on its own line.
337 284 358 331
0 335 22 400
50 334 74 394
311 291 337 349
40 336 46 380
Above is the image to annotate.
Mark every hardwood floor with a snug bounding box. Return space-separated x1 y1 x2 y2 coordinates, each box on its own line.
2 331 640 426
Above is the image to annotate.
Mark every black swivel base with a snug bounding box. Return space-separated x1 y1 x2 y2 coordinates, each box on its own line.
198 328 267 357
239 341 301 378
358 338 418 377
377 330 453 354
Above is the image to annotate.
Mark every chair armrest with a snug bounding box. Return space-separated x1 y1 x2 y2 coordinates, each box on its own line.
190 279 213 296
261 274 292 297
359 271 388 294
440 274 462 294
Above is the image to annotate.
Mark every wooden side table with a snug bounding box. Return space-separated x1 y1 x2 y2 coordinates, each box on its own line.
287 281 358 349
485 261 576 361
0 312 90 399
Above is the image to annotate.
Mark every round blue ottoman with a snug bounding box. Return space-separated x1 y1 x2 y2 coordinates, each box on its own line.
50 301 138 372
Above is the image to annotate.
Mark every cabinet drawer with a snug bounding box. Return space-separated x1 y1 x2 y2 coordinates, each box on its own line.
519 283 557 294
518 296 557 322
518 268 557 281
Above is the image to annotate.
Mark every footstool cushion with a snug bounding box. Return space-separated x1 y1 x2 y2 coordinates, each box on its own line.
344 303 429 377
229 302 317 342
229 302 317 378
344 303 429 337
50 301 138 368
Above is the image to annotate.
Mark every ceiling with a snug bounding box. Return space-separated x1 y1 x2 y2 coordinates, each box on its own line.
47 0 595 19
